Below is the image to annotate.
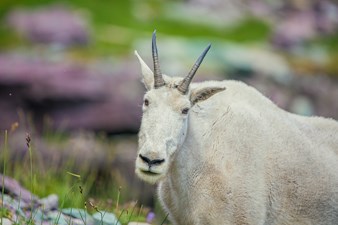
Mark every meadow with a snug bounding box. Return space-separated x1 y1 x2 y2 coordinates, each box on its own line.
0 0 337 224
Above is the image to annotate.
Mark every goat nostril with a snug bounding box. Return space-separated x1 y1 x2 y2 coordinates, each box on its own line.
139 154 151 164
139 154 165 166
152 158 165 165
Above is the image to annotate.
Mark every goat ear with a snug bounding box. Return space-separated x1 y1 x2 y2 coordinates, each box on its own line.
190 86 226 105
135 50 154 90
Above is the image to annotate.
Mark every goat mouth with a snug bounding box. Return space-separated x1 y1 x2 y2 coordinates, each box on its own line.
139 169 160 176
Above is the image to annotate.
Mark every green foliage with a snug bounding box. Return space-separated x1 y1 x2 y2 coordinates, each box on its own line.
313 32 338 53
0 130 86 207
0 129 153 224
0 207 10 219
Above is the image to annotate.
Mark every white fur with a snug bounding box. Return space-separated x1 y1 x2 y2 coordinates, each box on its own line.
135 52 338 225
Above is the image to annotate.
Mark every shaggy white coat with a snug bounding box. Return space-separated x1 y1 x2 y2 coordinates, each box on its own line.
135 52 338 225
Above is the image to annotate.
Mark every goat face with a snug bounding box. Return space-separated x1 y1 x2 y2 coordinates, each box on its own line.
135 31 225 184
136 84 191 184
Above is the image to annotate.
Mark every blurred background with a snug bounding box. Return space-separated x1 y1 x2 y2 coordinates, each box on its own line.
0 0 337 223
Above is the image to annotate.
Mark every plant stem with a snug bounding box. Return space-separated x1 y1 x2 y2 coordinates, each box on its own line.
127 201 138 224
116 186 121 212
1 130 8 225
26 133 34 224
160 213 169 225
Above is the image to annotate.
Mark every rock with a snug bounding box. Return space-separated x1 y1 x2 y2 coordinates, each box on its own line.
163 0 244 27
62 208 94 225
0 174 39 205
92 211 121 225
270 1 338 48
45 210 69 225
272 11 316 48
1 194 26 218
0 175 96 225
0 218 13 225
30 208 46 223
135 38 291 83
0 53 144 133
40 194 59 211
7 130 111 176
6 5 89 46
128 222 151 225
289 95 314 116
244 73 338 119
219 44 292 83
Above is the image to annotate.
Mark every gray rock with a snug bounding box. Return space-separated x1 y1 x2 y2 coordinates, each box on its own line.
289 95 314 116
92 211 121 225
0 218 13 225
40 194 59 211
62 208 94 225
0 174 39 205
46 210 69 225
1 191 93 225
0 194 26 223
128 223 150 225
30 208 46 223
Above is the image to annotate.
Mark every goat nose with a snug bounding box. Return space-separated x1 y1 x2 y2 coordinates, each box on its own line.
139 154 165 166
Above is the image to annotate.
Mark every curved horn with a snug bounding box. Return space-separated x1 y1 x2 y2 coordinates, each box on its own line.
177 44 211 94
152 30 165 88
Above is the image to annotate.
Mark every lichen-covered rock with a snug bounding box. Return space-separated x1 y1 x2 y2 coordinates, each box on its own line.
0 174 39 205
6 5 89 46
0 54 144 133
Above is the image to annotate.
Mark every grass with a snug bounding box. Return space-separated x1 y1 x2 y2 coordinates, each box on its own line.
0 127 155 225
1 131 8 225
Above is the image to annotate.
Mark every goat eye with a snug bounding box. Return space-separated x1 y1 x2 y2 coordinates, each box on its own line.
144 99 149 106
182 108 189 115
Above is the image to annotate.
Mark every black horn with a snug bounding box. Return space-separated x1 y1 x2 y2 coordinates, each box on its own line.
152 30 165 88
177 44 211 94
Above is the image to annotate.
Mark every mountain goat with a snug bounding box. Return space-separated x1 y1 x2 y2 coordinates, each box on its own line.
134 31 338 225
